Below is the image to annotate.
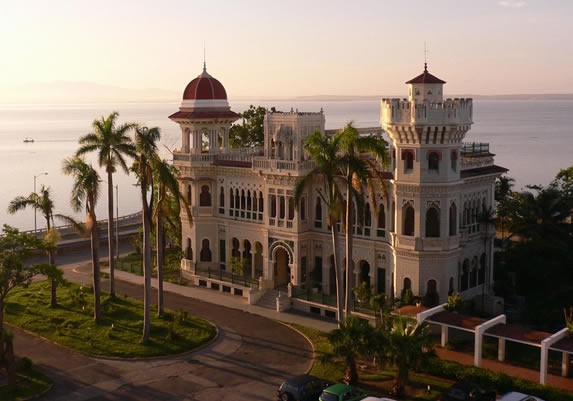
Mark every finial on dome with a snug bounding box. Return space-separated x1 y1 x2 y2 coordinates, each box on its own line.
424 62 428 72
203 42 207 73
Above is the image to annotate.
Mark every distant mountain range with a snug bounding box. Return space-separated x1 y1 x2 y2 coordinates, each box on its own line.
1 81 572 104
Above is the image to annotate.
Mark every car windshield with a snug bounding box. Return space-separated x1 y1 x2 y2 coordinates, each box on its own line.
321 392 340 401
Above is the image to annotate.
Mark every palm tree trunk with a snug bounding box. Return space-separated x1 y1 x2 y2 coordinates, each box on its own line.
331 224 343 325
156 208 165 316
107 172 116 298
90 216 101 323
142 189 152 342
345 179 353 319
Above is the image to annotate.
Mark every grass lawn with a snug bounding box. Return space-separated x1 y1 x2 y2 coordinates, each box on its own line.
0 367 52 401
5 280 216 358
289 323 453 401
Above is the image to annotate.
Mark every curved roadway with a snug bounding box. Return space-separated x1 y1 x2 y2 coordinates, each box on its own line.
15 244 314 401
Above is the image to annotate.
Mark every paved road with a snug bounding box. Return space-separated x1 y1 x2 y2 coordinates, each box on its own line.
15 244 315 401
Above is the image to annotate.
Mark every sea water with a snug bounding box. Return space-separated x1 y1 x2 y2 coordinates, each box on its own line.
0 99 571 230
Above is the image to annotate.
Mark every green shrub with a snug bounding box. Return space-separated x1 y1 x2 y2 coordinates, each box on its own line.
418 357 573 401
18 357 33 371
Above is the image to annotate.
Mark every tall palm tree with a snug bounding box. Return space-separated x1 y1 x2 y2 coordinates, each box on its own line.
326 317 374 385
295 129 346 323
62 156 102 322
76 112 136 298
132 125 161 341
8 185 60 307
153 159 192 316
338 123 389 319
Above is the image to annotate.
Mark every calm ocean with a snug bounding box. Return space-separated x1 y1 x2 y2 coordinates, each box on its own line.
0 99 571 231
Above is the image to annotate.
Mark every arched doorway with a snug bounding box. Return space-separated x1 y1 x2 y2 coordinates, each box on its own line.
274 247 290 287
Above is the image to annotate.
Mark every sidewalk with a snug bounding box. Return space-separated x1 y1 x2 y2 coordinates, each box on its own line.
105 267 573 392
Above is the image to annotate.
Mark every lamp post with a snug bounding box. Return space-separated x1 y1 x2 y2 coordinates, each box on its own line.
33 172 48 232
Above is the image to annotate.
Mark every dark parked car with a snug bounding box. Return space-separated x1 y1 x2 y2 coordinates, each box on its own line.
277 375 334 401
441 381 496 401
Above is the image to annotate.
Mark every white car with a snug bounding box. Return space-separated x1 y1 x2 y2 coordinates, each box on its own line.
497 392 545 401
360 397 398 401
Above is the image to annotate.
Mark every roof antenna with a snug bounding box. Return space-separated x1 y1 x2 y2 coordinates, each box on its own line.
424 41 428 71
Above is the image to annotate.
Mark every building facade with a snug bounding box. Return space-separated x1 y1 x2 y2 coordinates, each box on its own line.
170 63 507 306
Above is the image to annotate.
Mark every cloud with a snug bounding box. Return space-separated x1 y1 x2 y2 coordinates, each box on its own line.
499 0 527 8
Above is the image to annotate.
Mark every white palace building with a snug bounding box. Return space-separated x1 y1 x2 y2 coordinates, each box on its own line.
169 63 507 315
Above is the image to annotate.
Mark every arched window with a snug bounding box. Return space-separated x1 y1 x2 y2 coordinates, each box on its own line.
246 190 252 211
448 277 455 295
229 188 234 216
461 259 469 291
232 237 240 258
391 203 395 232
240 190 246 210
185 238 192 260
451 150 458 171
377 204 386 237
364 203 371 236
425 279 439 306
258 192 264 213
428 152 440 171
288 197 295 220
199 185 211 206
449 203 457 236
270 195 277 218
315 197 322 228
425 207 440 237
279 196 286 219
359 261 370 285
470 257 478 288
404 150 414 171
200 239 212 262
300 197 306 220
479 253 486 284
187 185 192 204
235 189 240 210
403 205 415 236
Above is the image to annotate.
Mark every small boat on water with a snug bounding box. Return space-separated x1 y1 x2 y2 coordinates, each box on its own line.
23 138 34 143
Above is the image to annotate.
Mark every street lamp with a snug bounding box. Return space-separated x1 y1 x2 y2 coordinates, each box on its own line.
33 172 48 232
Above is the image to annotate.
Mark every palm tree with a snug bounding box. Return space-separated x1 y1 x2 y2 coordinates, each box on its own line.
326 317 374 385
62 156 102 322
495 175 515 202
338 123 389 318
383 316 433 398
294 129 346 323
76 112 136 298
132 125 161 341
153 159 191 316
8 185 61 307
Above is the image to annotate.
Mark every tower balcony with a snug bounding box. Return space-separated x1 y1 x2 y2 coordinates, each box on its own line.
252 157 315 176
381 98 473 126
460 142 495 170
391 233 461 251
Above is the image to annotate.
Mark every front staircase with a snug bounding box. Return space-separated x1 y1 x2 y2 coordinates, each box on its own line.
256 288 288 310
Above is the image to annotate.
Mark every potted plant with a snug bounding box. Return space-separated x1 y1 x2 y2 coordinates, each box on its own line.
445 292 463 312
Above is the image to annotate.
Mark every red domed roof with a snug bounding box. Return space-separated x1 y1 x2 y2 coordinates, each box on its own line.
182 66 227 100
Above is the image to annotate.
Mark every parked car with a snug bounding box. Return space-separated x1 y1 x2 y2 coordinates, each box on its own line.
441 381 496 401
498 392 545 401
361 397 398 401
319 383 368 401
277 374 334 401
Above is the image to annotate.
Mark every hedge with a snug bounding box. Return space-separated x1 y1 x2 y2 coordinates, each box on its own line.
418 357 573 401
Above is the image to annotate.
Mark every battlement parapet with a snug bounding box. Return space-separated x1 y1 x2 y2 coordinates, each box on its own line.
381 98 473 126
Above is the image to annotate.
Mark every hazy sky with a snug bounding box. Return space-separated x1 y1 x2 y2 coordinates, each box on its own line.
1 0 572 98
